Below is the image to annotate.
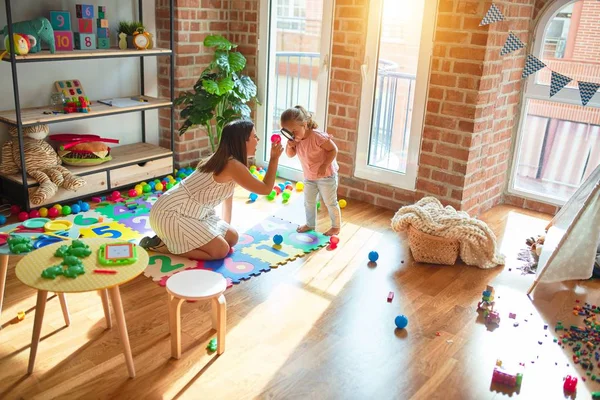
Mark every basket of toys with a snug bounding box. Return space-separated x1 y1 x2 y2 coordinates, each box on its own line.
50 134 119 167
407 225 460 265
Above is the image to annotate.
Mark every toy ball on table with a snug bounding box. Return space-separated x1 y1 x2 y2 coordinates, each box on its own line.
29 209 40 218
368 251 379 262
339 199 347 209
10 205 21 214
62 205 72 216
395 315 408 329
0 215 6 225
47 207 60 218
18 211 29 222
296 182 304 191
249 193 258 202
71 204 81 214
270 134 281 144
273 234 283 245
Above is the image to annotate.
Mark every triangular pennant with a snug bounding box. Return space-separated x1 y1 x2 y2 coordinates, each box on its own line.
521 55 546 79
578 81 600 107
480 4 504 26
550 71 572 97
500 32 525 56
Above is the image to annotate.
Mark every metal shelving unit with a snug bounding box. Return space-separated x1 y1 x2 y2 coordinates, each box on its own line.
1 0 175 210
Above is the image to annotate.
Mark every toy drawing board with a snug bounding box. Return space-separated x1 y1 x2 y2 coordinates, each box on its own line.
54 79 89 103
98 242 138 266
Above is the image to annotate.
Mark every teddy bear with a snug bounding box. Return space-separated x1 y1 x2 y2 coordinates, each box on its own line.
0 124 86 205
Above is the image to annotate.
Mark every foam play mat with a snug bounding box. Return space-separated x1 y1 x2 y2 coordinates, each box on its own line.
76 202 329 285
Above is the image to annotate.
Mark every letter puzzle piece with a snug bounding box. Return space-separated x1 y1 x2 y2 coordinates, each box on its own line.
50 11 72 31
54 31 74 51
97 38 110 49
79 221 139 242
76 4 94 19
78 18 93 33
196 251 272 284
74 33 96 50
55 79 88 103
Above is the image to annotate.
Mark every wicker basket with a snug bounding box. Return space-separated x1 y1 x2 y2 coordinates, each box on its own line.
407 226 460 265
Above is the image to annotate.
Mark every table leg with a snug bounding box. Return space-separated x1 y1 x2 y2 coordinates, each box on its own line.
99 289 112 329
108 286 135 378
0 254 8 324
168 293 184 359
28 290 48 374
212 294 227 355
57 293 70 326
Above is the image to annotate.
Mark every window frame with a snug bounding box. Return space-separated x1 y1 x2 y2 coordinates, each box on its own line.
508 0 600 206
354 0 437 190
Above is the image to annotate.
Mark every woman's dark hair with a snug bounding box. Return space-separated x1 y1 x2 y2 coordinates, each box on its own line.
198 119 254 174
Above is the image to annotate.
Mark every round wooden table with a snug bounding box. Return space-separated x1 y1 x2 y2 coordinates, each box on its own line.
15 238 148 378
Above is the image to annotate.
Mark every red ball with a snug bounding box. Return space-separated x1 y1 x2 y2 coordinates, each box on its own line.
271 134 282 143
48 207 59 218
29 210 40 218
274 186 282 195
330 236 340 245
18 211 29 221
111 191 120 199
285 185 294 191
128 189 138 197
10 205 21 215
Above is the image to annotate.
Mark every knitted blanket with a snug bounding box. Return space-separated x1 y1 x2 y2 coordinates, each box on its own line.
391 197 505 269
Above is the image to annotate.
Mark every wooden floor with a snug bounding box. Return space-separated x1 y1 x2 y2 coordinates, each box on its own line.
1 188 599 400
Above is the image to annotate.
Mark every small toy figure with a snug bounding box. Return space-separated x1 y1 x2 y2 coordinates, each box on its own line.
485 310 501 325
118 32 127 50
563 375 577 393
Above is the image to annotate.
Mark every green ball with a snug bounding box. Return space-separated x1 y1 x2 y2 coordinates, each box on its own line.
62 205 72 215
143 184 152 193
282 192 290 200
166 183 173 190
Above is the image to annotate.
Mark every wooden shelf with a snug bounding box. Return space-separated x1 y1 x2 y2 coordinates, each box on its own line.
0 143 173 186
0 96 172 127
1 47 172 63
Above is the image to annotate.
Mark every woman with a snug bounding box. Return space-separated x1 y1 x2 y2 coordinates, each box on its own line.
141 119 284 260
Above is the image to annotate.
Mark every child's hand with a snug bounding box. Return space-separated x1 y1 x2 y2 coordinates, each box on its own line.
270 142 284 160
317 164 329 178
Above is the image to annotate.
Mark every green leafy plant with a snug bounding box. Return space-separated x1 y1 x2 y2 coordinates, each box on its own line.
174 35 258 152
117 21 145 36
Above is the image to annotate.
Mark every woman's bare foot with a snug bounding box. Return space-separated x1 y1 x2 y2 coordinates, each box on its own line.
324 227 340 236
296 224 314 233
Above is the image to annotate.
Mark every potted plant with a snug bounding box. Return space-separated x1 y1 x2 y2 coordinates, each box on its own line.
174 35 258 152
117 21 145 49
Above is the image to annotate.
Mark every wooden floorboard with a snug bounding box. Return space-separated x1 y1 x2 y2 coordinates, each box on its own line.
0 191 598 400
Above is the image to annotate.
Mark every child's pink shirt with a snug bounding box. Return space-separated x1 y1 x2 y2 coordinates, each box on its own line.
295 130 339 180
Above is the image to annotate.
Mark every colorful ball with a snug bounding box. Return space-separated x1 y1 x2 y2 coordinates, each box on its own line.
10 205 21 215
48 207 59 218
259 169 266 176
368 251 379 262
296 182 304 191
80 202 90 212
267 190 276 201
285 181 291 186
0 215 6 225
39 207 48 217
285 185 293 191
257 175 264 181
62 205 72 216
339 199 347 209
271 134 281 143
112 191 120 199
249 193 258 202
71 204 81 214
273 186 282 195
129 189 138 197
18 211 29 221
166 183 174 190
395 315 408 329
273 234 283 245
278 183 285 191
249 165 257 172
330 236 340 246
53 204 62 212
143 184 152 193
155 183 164 191
136 187 143 196
29 210 40 218
282 192 291 201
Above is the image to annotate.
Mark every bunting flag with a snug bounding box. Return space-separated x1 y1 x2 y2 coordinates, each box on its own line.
521 55 546 79
480 4 504 26
500 32 525 56
578 81 600 107
550 71 572 97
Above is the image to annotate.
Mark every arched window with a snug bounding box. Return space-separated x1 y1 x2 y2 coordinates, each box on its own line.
509 0 600 205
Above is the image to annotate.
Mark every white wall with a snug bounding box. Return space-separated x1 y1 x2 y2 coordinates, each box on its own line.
0 0 159 147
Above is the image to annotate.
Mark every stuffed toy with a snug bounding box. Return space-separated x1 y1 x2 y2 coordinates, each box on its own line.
0 124 86 205
0 33 36 59
0 17 55 54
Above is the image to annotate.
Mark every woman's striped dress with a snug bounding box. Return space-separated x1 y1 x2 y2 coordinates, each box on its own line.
149 170 236 254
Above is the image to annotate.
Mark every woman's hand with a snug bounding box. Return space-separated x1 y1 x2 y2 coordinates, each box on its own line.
270 142 284 160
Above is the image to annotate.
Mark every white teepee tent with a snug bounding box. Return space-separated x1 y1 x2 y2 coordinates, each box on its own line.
528 164 600 294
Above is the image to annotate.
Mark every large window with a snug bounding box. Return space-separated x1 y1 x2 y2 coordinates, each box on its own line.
356 0 437 189
510 0 600 205
277 0 307 31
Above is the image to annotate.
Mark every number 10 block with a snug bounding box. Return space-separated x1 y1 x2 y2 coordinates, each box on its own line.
54 31 74 51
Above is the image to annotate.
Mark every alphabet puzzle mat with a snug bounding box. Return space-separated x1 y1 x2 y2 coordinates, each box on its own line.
71 201 329 286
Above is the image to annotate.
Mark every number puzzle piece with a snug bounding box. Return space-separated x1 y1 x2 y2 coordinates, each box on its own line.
50 11 72 31
76 4 94 19
241 240 305 267
95 203 149 221
62 210 112 227
74 33 96 50
78 18 93 33
97 38 110 49
144 253 196 281
119 215 154 237
284 230 329 253
54 31 74 51
79 222 139 241
199 251 271 284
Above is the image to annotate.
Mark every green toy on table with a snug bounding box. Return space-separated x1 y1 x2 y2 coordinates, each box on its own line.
42 239 91 279
8 236 33 254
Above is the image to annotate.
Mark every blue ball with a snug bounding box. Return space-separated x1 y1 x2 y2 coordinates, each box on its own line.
249 193 258 202
176 177 182 182
273 234 283 245
0 215 6 225
368 251 379 262
71 204 81 214
278 183 285 191
79 202 90 212
284 181 291 186
395 315 408 329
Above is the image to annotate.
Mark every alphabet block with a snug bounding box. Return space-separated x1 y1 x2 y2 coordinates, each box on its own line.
98 11 105 19
98 5 106 13
50 11 72 31
76 4 94 19
78 18 93 33
74 33 96 50
54 31 74 51
97 19 109 28
97 37 110 49
97 27 109 38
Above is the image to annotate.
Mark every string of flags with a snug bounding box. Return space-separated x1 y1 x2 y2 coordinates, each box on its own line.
481 3 599 107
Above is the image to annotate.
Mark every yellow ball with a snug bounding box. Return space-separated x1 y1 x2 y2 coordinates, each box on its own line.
295 182 304 191
39 207 48 217
135 188 143 196
257 175 264 181
53 204 62 212
339 199 347 209
140 181 147 186
250 165 257 172
155 183 164 191
167 175 174 181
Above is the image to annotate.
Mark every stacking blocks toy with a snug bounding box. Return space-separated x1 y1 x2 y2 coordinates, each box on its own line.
50 11 72 31
97 19 109 28
54 31 74 51
74 33 96 50
76 4 94 19
97 38 110 49
55 80 89 104
78 18 93 33
98 6 106 19
97 27 109 38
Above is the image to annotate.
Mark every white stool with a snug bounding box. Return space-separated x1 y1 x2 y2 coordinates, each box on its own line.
166 270 227 359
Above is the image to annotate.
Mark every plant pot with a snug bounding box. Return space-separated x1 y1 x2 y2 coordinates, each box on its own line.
126 36 136 49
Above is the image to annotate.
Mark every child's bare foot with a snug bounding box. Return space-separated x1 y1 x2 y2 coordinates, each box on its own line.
324 227 340 236
297 225 314 233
